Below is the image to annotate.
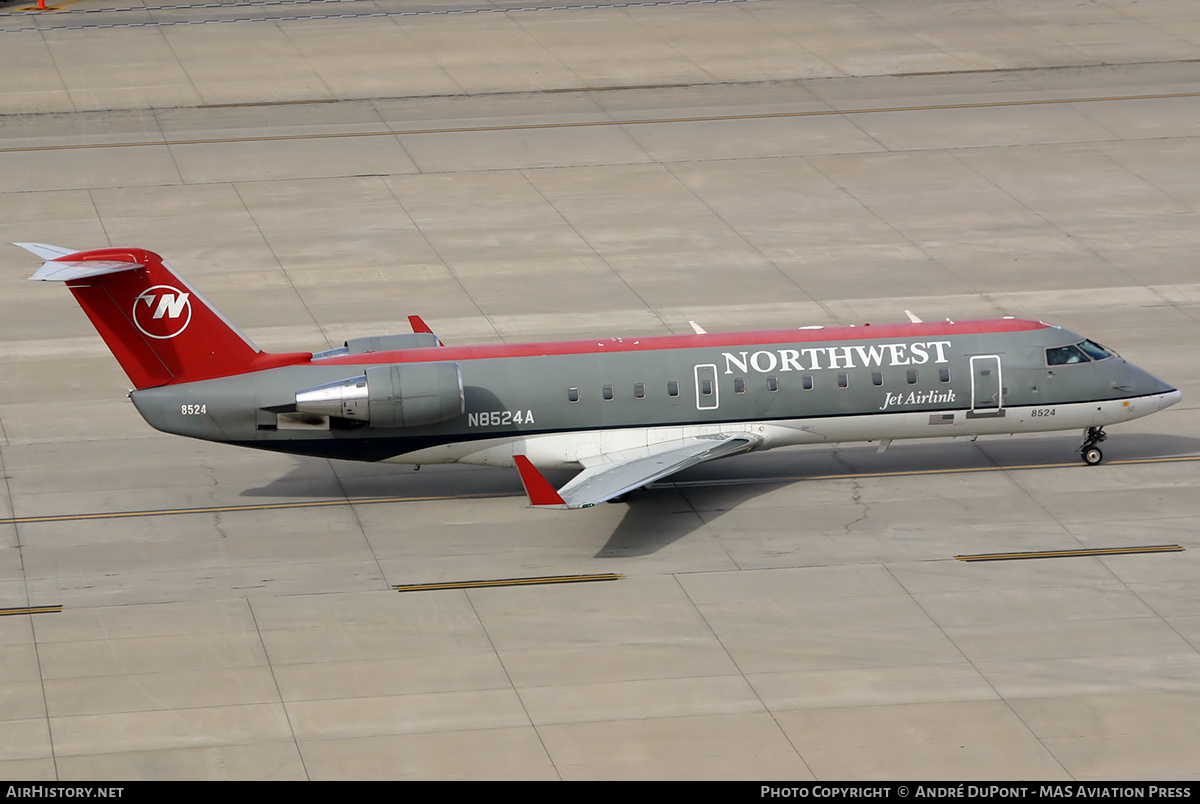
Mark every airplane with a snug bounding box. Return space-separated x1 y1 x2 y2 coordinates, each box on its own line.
19 243 1182 509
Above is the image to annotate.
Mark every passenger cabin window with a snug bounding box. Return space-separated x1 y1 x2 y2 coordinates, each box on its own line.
734 377 746 394
567 387 580 402
766 377 779 392
602 384 614 400
802 375 813 390
871 371 883 387
667 381 679 397
939 368 951 383
700 379 713 396
906 369 918 384
837 373 848 388
634 383 646 399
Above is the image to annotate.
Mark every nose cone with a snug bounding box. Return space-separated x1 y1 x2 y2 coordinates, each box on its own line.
1124 360 1177 396
1143 369 1178 400
1125 361 1180 411
1157 387 1183 412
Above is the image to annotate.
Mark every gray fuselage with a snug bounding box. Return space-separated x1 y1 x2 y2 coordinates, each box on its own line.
128 318 1179 469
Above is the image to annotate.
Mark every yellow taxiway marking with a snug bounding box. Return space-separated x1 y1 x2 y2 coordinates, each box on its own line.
0 605 63 617
15 0 87 9
1 454 1196 527
956 545 1183 562
394 573 623 592
2 90 1199 154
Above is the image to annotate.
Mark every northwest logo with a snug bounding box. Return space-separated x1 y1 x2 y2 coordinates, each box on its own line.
133 285 192 339
721 341 952 374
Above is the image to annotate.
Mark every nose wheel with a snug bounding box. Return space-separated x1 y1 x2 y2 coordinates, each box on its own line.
1079 427 1107 465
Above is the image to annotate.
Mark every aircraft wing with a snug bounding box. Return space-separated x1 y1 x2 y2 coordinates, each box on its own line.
514 433 761 509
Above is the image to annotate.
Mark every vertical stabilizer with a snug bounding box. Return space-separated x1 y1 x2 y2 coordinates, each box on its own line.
21 244 307 389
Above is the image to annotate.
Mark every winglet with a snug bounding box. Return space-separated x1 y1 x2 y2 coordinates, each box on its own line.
514 455 566 507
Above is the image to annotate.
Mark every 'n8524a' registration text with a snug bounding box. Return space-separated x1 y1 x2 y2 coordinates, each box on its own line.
468 410 534 427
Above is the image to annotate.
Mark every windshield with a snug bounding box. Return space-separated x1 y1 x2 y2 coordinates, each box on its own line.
1077 339 1113 360
1046 339 1117 366
1046 344 1089 365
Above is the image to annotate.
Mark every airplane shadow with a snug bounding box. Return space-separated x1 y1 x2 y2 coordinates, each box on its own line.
595 431 1200 557
242 432 1200 557
592 488 725 558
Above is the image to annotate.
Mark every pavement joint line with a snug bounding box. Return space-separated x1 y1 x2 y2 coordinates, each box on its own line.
0 0 765 29
2 91 1198 154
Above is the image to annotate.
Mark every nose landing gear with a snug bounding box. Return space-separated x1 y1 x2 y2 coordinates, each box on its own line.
1079 426 1107 465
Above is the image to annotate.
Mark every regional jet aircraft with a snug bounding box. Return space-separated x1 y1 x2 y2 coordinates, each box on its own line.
20 244 1181 509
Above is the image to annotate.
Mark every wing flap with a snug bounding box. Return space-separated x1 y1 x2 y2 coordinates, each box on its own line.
516 433 760 509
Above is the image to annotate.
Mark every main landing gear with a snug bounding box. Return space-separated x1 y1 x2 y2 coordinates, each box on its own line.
1079 426 1107 465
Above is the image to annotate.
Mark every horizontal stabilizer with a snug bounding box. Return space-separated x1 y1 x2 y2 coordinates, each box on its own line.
29 259 144 282
516 433 760 509
14 242 79 261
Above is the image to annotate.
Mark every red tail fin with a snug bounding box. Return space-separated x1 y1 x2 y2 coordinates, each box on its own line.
23 244 307 389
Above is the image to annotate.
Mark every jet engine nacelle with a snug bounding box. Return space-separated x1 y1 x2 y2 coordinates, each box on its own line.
295 362 464 428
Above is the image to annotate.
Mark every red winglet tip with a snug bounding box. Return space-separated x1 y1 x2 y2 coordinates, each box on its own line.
408 315 443 346
514 455 566 507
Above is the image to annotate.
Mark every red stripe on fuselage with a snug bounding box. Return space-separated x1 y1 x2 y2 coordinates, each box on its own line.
312 318 1051 367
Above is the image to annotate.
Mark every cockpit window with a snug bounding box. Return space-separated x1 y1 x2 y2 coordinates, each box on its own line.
1046 345 1090 365
1077 340 1112 361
